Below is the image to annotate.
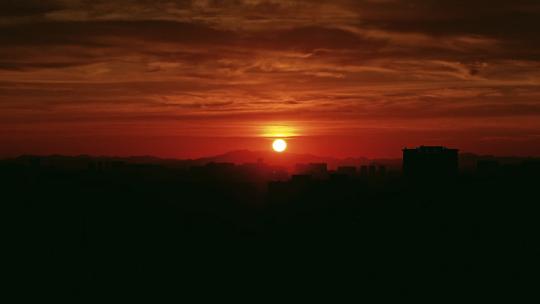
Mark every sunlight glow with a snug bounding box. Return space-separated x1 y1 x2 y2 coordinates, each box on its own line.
261 125 298 138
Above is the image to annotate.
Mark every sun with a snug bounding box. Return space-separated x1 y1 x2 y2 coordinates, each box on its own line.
272 139 287 153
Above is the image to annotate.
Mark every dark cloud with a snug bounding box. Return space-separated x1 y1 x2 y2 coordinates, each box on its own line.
0 20 235 46
353 0 540 51
0 0 63 17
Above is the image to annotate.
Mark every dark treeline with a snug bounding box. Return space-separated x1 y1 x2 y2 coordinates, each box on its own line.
3 155 539 300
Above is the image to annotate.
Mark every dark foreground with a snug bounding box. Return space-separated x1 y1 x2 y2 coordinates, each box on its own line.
4 159 539 300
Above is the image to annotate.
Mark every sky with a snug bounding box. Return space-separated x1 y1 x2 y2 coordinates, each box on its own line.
1 0 540 158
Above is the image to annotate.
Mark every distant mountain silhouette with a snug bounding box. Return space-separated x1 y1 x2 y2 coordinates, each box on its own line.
191 150 373 169
8 151 391 170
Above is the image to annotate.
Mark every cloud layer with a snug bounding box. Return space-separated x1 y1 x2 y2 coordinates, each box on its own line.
1 0 540 156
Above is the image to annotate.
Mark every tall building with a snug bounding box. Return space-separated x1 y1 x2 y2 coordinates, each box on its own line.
403 146 459 177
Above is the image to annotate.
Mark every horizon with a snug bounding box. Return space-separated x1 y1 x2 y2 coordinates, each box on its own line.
3 138 540 160
5 146 539 162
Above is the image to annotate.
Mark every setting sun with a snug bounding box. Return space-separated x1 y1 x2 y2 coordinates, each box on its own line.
272 139 287 153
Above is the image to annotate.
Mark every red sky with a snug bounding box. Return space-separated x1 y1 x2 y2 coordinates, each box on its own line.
1 0 540 158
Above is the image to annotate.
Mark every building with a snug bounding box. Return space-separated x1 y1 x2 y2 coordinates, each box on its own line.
368 164 377 177
402 146 459 177
337 166 356 177
477 160 500 175
360 165 368 177
295 163 328 179
378 165 387 177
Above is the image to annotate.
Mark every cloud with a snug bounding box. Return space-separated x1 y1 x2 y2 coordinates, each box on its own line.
0 0 539 155
0 0 63 17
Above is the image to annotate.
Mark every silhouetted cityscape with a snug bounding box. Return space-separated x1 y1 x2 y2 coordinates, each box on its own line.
4 147 540 298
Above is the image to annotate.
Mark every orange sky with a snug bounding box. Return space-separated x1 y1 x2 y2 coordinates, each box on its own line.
1 0 540 158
